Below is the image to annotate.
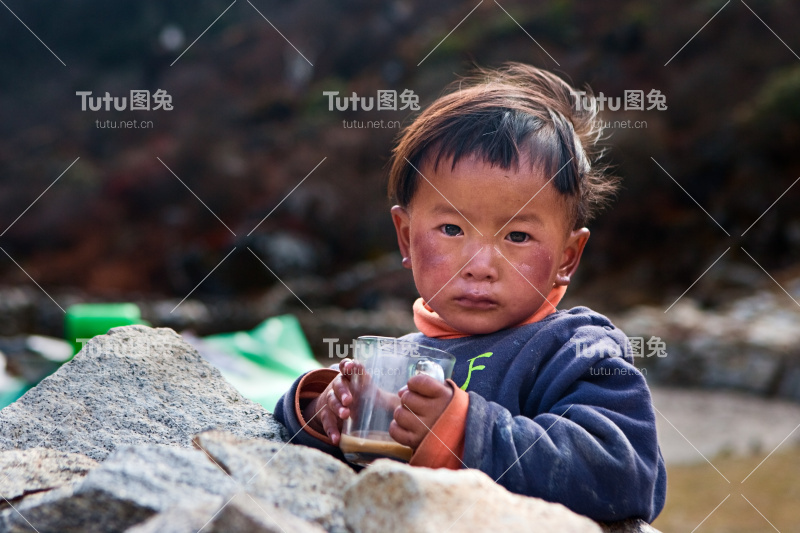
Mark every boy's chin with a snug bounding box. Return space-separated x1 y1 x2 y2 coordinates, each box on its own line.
441 312 523 336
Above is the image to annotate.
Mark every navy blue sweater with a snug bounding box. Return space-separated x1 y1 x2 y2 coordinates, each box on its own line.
275 306 667 522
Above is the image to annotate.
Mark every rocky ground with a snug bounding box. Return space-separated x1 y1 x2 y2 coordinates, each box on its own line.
0 325 657 533
609 280 800 403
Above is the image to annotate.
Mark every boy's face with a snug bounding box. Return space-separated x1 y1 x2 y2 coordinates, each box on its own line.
392 154 590 335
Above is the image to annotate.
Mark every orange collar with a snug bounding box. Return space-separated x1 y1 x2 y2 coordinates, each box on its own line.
412 285 567 339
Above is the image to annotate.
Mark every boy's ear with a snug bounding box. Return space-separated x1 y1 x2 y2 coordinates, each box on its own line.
554 228 590 286
391 205 412 270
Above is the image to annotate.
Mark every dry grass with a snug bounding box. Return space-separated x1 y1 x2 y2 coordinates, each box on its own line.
652 446 800 532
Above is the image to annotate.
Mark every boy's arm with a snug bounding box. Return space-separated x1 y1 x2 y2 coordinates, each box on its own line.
460 334 667 523
273 368 347 461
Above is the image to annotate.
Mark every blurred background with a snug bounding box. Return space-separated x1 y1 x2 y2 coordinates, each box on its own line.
1 1 799 530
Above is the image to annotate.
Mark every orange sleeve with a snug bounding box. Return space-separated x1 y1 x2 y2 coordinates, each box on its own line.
409 379 469 470
294 368 339 445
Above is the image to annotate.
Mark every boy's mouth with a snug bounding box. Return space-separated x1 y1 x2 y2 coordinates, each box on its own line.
454 294 499 309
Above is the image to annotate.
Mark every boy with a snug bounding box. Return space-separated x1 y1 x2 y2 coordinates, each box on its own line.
275 63 666 523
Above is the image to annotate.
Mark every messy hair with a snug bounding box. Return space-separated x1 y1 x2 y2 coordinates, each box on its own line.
387 63 618 229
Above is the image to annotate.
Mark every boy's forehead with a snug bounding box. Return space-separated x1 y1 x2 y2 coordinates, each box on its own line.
410 154 573 227
415 155 554 204
419 152 552 186
427 201 547 228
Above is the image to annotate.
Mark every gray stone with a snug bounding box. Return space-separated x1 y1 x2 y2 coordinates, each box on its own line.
0 444 236 533
0 448 97 505
343 459 603 533
0 326 287 461
126 493 326 533
0 484 81 533
121 502 213 533
193 430 355 533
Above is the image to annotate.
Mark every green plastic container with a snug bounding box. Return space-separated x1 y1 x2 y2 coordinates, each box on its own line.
64 303 148 356
203 314 321 410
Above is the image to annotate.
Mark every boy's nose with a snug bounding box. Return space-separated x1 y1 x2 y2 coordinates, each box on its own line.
461 244 499 282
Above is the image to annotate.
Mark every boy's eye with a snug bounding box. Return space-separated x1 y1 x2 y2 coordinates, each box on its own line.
442 224 463 237
507 231 529 243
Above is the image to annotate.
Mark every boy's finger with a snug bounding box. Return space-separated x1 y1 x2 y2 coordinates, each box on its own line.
320 409 341 445
393 403 426 433
326 388 350 419
398 391 430 415
389 419 420 449
406 374 448 397
333 379 353 407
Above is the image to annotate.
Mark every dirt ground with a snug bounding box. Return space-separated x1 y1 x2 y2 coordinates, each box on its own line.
651 386 800 532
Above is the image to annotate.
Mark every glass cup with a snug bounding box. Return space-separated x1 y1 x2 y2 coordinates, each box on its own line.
339 336 456 467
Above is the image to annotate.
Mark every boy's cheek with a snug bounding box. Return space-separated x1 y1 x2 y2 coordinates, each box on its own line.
411 244 456 294
501 256 557 296
410 234 451 270
516 261 553 289
506 246 554 279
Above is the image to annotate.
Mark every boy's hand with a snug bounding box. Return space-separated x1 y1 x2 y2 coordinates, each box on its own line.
389 375 454 450
304 359 359 445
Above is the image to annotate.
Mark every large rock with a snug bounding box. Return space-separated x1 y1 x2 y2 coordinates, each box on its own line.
193 430 355 533
126 493 326 533
0 444 236 533
0 448 97 504
343 460 603 533
0 326 287 460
